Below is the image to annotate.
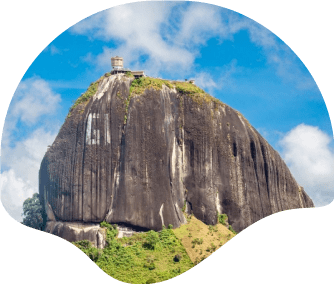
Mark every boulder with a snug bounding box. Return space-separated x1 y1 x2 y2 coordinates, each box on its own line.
39 73 314 239
45 221 106 248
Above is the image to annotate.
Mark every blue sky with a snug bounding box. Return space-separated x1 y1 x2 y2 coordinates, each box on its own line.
1 1 333 221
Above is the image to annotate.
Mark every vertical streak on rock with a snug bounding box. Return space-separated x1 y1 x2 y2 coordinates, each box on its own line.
59 161 64 220
91 112 97 222
236 155 246 229
250 139 265 219
260 143 272 214
106 90 113 218
67 144 74 221
77 121 84 221
72 124 79 220
65 146 73 221
58 160 63 219
96 113 101 221
275 167 282 212
71 127 77 221
83 111 92 222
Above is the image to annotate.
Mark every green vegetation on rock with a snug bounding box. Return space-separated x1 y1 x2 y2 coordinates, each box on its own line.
73 212 237 283
229 225 237 234
129 77 174 95
70 81 99 112
69 75 106 114
69 74 226 119
73 223 193 284
125 71 135 78
129 77 224 108
218 213 228 226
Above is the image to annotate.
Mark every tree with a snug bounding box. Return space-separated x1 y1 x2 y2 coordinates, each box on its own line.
145 230 160 249
22 193 46 230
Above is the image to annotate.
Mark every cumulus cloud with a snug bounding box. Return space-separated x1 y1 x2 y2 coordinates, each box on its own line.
69 1 312 89
1 129 56 221
9 77 61 125
173 3 228 47
192 72 217 91
1 77 60 222
71 2 194 76
279 124 334 206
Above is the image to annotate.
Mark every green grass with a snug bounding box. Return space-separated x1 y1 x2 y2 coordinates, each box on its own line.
69 76 104 114
73 214 237 283
73 223 194 284
228 225 237 234
68 74 226 119
129 77 224 108
173 214 236 264
129 77 174 95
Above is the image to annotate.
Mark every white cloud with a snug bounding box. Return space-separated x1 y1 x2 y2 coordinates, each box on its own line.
43 44 63 55
1 170 35 221
10 77 61 125
71 2 194 76
192 72 217 91
50 45 61 55
1 128 57 222
279 124 334 206
1 77 60 222
69 1 312 88
173 3 228 47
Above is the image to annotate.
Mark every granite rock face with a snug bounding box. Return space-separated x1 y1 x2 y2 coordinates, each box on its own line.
45 221 106 248
39 74 314 237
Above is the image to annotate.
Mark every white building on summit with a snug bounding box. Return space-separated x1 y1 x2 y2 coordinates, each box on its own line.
111 56 124 70
111 56 145 78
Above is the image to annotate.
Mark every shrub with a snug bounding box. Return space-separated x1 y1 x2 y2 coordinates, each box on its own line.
182 200 186 212
218 214 228 226
229 225 237 234
144 260 156 270
74 240 92 249
211 243 217 251
145 230 160 249
146 255 155 263
73 240 102 262
191 238 203 246
125 71 134 78
87 248 102 262
100 221 113 230
173 254 182 262
146 278 156 284
171 267 181 274
208 225 218 233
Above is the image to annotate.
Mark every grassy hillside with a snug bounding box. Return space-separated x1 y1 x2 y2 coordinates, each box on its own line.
73 215 236 284
173 215 236 264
